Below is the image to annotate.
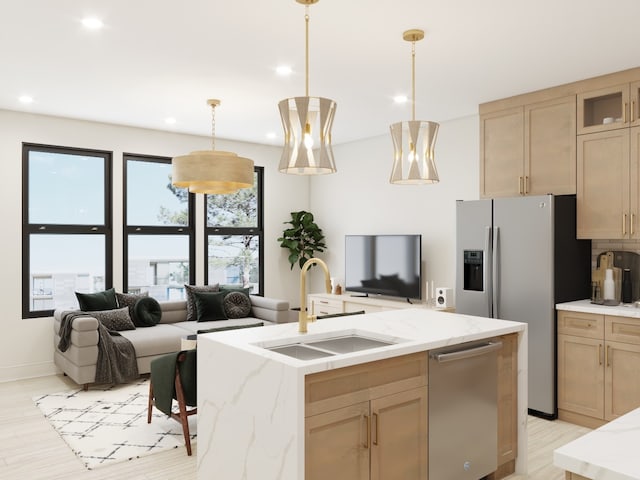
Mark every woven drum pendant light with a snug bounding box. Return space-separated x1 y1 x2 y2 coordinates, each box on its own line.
278 0 337 175
390 29 439 184
172 99 254 194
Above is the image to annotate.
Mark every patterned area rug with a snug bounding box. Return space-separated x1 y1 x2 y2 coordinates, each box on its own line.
33 379 196 469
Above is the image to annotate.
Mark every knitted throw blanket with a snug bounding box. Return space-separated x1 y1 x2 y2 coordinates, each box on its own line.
58 311 139 385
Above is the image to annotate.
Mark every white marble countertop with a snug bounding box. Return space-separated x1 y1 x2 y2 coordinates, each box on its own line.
556 299 640 318
554 407 640 480
196 308 528 480
199 307 526 375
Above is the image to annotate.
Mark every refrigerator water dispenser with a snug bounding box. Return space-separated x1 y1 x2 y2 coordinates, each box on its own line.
463 250 483 291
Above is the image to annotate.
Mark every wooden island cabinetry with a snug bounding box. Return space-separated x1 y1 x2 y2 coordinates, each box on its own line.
557 310 640 428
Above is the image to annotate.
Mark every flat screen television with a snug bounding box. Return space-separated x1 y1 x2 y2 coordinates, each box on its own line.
345 234 422 300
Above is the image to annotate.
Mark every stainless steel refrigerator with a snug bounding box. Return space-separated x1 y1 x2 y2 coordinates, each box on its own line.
455 194 591 418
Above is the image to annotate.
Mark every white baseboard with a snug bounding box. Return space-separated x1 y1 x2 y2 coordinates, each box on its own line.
0 361 58 383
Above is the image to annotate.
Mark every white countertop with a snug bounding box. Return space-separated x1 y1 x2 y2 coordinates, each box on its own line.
557 299 640 318
199 307 526 375
554 407 640 480
196 308 528 480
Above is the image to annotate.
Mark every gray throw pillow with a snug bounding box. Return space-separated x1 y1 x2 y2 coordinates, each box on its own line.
90 307 136 331
223 291 252 319
116 291 149 326
133 297 162 327
184 284 220 321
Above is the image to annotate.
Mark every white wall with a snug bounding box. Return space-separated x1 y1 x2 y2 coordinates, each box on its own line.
0 110 480 382
0 109 308 382
308 114 480 299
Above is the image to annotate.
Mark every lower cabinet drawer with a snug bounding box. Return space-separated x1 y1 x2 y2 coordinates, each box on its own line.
606 316 640 344
310 298 343 316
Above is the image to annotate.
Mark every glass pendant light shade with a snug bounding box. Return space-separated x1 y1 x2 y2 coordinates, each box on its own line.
278 96 337 174
390 120 439 184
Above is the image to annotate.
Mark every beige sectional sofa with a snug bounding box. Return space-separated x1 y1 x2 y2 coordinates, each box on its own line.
53 295 291 388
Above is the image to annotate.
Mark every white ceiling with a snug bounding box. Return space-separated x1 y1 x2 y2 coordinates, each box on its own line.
2 0 640 146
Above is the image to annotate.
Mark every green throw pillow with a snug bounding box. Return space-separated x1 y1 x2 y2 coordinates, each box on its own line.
220 285 252 298
184 284 219 321
193 291 228 322
76 288 118 311
133 296 162 327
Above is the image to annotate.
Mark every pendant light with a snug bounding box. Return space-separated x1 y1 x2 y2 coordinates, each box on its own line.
390 29 439 184
278 0 337 175
172 99 254 194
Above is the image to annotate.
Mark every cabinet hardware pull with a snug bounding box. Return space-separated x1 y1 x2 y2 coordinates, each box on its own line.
633 100 637 122
525 176 529 195
632 213 636 236
363 415 370 449
599 344 603 365
623 213 628 236
607 345 611 367
372 413 379 446
624 102 628 123
518 176 523 195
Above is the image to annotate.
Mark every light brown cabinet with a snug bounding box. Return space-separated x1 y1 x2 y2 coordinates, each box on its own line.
576 126 640 238
558 311 640 428
480 96 576 198
577 82 640 134
305 353 428 480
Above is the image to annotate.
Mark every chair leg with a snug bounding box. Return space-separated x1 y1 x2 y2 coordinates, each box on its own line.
147 381 154 424
174 369 192 456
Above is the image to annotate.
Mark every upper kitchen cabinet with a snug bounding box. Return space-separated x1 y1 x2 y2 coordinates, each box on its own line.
480 95 576 198
577 82 640 135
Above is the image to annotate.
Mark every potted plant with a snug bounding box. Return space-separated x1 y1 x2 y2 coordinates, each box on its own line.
278 210 327 270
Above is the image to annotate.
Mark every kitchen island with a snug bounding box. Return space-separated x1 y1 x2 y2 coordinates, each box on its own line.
196 308 527 479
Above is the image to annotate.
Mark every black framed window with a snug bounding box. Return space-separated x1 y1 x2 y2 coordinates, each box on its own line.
205 167 264 295
123 154 194 300
22 143 112 318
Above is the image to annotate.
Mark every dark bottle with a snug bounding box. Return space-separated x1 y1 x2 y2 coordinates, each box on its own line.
622 269 632 303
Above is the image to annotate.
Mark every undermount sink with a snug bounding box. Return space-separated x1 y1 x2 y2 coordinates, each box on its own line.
263 333 398 360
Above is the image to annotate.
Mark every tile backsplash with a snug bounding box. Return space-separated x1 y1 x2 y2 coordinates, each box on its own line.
592 239 640 267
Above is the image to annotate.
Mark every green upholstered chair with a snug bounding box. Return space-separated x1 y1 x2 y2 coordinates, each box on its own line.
147 349 197 455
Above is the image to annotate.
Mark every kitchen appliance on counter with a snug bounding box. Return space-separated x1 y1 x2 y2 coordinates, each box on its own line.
455 194 591 418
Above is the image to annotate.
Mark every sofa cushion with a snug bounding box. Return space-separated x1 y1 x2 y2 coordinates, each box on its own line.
90 307 136 331
184 284 219 321
116 291 148 325
118 324 185 358
224 291 252 319
133 297 162 327
76 288 118 311
193 291 227 322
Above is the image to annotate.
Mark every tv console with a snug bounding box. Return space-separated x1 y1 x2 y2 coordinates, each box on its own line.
308 293 454 316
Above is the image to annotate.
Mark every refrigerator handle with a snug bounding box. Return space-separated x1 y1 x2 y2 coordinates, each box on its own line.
484 226 493 318
492 226 500 319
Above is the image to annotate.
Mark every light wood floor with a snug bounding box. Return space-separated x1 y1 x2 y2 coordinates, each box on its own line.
0 374 591 480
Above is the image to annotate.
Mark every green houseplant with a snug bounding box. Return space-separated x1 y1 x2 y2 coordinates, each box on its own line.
278 210 327 269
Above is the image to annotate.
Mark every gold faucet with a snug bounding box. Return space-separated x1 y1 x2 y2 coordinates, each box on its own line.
299 258 332 333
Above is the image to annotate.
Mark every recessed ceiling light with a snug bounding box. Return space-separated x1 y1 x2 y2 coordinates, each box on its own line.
393 95 408 104
81 17 104 29
276 65 293 76
19 95 34 104
164 117 177 125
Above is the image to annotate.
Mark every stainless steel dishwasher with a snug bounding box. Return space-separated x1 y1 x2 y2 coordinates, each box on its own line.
428 339 502 480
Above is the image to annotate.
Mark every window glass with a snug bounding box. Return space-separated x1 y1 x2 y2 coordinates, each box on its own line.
206 172 258 228
28 150 105 225
208 235 260 293
29 234 106 310
127 160 188 226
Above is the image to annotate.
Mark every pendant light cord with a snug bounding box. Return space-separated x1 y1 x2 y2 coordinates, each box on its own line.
211 103 216 151
411 40 416 121
305 6 310 96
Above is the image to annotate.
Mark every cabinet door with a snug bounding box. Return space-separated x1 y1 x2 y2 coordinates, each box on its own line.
604 341 640 421
480 107 524 198
497 334 518 467
577 129 630 239
370 387 427 480
305 401 370 480
577 84 629 134
557 334 604 419
630 127 640 238
524 96 576 195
